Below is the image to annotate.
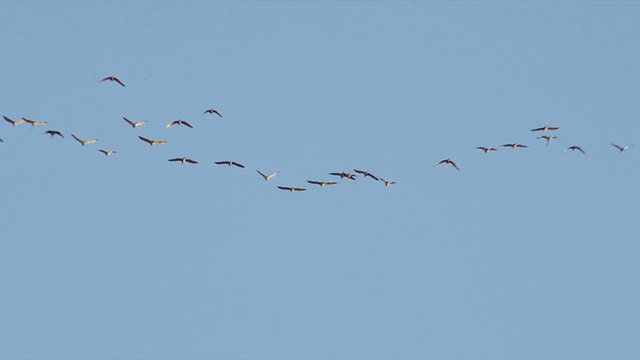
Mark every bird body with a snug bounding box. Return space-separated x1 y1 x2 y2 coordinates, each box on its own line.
138 136 167 147
71 134 98 146
256 169 279 181
203 108 223 117
44 130 65 139
537 135 558 145
435 158 460 170
99 76 125 87
611 143 629 153
564 146 586 155
379 178 396 186
123 117 147 128
215 160 245 168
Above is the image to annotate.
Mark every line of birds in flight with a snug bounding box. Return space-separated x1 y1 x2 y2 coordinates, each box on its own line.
1 76 399 194
3 76 635 191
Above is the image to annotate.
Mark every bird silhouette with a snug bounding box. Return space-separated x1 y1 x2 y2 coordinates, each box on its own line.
329 172 356 180
123 117 147 128
99 76 125 87
435 158 460 170
215 160 245 168
611 143 630 153
3 116 25 127
307 180 337 187
379 177 396 186
203 108 223 117
537 135 558 146
256 169 279 181
21 118 47 127
353 169 379 181
278 186 306 193
166 120 193 128
501 143 529 149
71 134 98 146
138 136 167 147
168 157 198 164
98 149 117 156
564 146 586 155
476 146 497 153
531 126 559 132
44 130 65 139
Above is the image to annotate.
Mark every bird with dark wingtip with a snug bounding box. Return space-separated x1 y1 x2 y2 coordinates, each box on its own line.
476 146 497 154
564 146 586 155
501 143 528 149
531 126 559 132
138 136 167 147
203 108 223 117
215 160 245 168
435 158 460 170
307 180 337 187
44 130 65 139
168 157 198 164
278 186 306 193
166 120 193 129
354 169 379 181
329 172 356 180
99 76 125 87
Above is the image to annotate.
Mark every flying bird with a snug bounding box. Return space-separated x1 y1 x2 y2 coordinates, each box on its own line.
564 146 586 155
379 177 396 186
44 130 65 139
138 136 167 147
166 120 193 128
99 76 125 87
3 116 25 126
215 160 245 168
501 143 529 149
537 135 558 145
98 149 117 157
0 137 3 143
307 180 337 187
71 134 98 146
353 169 380 181
256 169 279 181
277 186 306 193
531 126 559 132
21 118 47 127
168 157 198 164
329 172 357 180
476 146 497 154
122 117 147 128
203 108 223 117
435 158 460 170
611 143 630 153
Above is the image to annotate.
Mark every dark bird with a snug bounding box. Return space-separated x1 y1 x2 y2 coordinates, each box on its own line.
166 120 193 128
354 169 379 181
564 146 586 155
329 172 357 180
531 126 559 132
476 146 497 154
501 143 529 149
256 169 279 181
0 137 3 143
168 157 198 164
203 108 223 117
278 186 306 193
71 134 98 146
3 115 25 126
98 149 117 157
138 136 167 147
99 76 125 87
122 117 147 128
611 143 630 153
537 135 558 145
307 180 337 187
44 130 65 139
379 177 396 186
21 118 47 127
215 160 245 168
435 158 460 170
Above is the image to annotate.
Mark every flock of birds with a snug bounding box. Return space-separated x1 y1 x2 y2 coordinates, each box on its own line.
2 76 636 193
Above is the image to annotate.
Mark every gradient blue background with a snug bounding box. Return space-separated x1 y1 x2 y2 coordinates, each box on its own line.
1 2 639 359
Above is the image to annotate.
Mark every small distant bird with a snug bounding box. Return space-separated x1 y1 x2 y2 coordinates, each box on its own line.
166 120 193 128
435 158 460 170
277 186 306 193
71 134 98 146
203 108 223 117
531 126 559 132
256 169 279 181
379 177 396 186
138 136 167 147
168 157 198 164
611 143 630 153
44 130 65 139
537 135 558 146
354 169 379 181
564 146 586 155
502 143 529 149
0 137 3 143
215 160 245 168
21 118 47 127
476 146 497 154
99 76 125 87
123 117 147 128
3 116 25 126
307 180 337 187
329 172 357 180
98 149 117 157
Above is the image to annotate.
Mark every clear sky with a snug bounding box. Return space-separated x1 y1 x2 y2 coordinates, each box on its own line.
1 1 640 359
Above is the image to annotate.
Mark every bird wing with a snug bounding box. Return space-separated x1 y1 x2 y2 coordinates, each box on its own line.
215 161 227 165
3 115 14 124
71 134 84 144
256 169 267 179
21 117 35 125
138 136 152 144
186 159 198 164
84 139 97 145
123 117 135 127
307 181 321 185
114 77 126 87
293 188 306 192
232 162 245 168
277 186 291 191
182 121 193 128
166 121 175 128
450 161 460 170
168 158 181 162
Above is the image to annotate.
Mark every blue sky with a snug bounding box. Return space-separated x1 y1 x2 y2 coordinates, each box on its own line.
1 1 640 359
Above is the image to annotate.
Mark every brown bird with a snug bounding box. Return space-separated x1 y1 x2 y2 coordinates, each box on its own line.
476 146 497 153
203 108 223 117
531 126 559 132
99 76 125 87
122 117 147 128
501 143 529 149
329 172 357 180
138 136 167 147
98 149 117 156
44 130 65 139
166 120 193 128
564 146 586 155
278 186 306 193
611 143 630 153
215 160 245 168
307 180 337 187
354 169 380 181
537 135 558 146
256 169 279 181
3 116 25 126
168 157 198 164
379 177 396 186
71 134 98 146
21 118 47 127
435 158 460 170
